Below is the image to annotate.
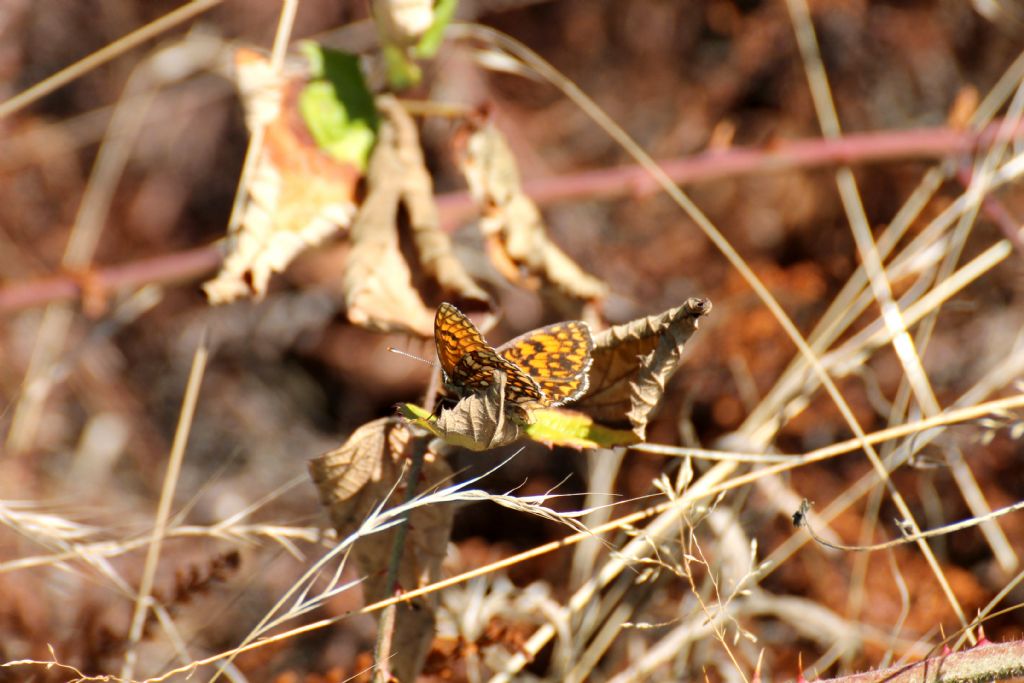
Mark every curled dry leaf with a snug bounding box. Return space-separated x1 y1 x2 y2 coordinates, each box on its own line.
455 121 609 301
343 95 489 335
204 48 363 304
307 418 453 574
403 371 526 451
309 417 453 682
575 297 713 440
341 107 430 334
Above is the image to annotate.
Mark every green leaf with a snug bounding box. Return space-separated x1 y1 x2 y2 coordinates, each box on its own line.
298 42 379 170
399 403 444 437
414 0 458 59
382 43 423 90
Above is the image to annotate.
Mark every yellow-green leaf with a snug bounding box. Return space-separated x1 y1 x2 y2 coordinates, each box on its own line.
414 0 458 58
382 43 423 90
398 402 638 450
525 409 640 449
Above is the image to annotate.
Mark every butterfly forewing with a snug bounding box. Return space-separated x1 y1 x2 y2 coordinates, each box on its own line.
434 302 490 380
498 320 594 406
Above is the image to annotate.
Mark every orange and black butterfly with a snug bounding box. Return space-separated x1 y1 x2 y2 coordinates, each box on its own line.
433 302 594 413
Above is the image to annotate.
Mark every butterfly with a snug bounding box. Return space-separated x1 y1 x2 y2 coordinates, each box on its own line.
433 302 594 416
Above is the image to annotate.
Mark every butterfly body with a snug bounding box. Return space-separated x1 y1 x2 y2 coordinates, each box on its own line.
433 303 594 415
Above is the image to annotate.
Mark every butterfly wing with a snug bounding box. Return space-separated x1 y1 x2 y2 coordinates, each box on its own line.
498 320 594 406
434 303 491 380
454 349 546 407
434 303 543 403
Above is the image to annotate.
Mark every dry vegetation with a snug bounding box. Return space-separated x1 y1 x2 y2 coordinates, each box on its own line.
3 1 1024 681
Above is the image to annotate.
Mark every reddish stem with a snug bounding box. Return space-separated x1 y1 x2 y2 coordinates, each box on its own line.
0 246 222 312
2 120 1021 314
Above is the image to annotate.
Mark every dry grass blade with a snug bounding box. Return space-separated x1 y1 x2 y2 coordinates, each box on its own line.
5 31 223 456
147 459 609 680
121 330 209 681
0 0 222 119
796 495 1024 553
309 418 453 599
311 418 453 681
784 0 1017 636
762 350 1024 585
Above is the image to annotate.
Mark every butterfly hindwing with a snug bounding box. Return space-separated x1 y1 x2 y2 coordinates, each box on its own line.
453 349 545 406
498 320 594 406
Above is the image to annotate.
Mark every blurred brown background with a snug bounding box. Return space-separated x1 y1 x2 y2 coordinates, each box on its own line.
2 1 1024 680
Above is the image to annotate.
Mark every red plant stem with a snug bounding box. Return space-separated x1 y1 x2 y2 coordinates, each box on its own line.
0 246 222 312
435 123 1011 227
1 120 1021 314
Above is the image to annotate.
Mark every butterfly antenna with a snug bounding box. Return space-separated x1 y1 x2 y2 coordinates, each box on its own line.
386 346 440 369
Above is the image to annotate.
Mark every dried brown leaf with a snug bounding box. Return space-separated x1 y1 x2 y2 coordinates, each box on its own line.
309 417 409 528
575 298 712 439
309 420 454 581
309 417 453 682
382 100 489 307
342 110 432 334
343 96 488 334
204 48 359 304
430 371 527 450
456 121 608 300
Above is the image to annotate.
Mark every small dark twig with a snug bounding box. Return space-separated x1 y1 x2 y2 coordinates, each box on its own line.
794 497 1024 553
